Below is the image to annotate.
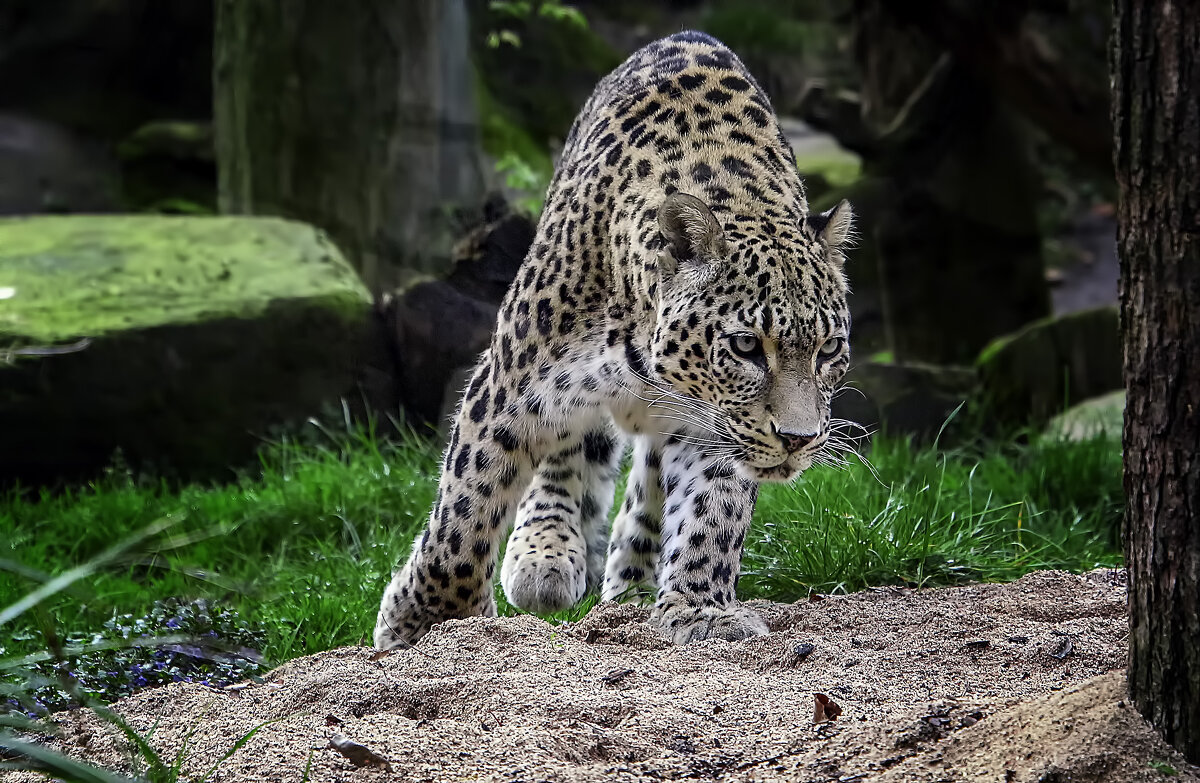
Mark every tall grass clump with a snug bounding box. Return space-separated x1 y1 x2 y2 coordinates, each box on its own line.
743 432 1123 598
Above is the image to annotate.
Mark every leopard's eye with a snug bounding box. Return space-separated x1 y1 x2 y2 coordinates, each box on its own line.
729 334 763 360
818 337 843 359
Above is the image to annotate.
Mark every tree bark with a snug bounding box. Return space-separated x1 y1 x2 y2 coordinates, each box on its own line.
1113 0 1200 762
213 0 485 293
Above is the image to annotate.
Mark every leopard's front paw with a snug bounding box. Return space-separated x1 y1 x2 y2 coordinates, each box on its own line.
501 548 588 614
649 593 769 644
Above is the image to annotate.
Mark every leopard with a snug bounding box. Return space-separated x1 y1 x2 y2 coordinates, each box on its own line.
375 30 854 649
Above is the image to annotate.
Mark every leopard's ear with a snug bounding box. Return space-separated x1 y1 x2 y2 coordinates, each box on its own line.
806 199 855 265
657 192 726 278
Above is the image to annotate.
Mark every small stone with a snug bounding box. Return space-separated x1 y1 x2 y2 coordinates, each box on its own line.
792 643 816 664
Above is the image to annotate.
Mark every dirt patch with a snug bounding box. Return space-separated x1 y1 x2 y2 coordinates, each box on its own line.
6 570 1197 782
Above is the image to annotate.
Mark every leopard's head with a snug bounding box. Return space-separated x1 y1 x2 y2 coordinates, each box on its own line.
649 192 854 483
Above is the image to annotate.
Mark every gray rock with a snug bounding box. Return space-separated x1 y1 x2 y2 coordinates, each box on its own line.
445 204 535 304
386 281 497 428
0 113 121 215
1046 390 1124 441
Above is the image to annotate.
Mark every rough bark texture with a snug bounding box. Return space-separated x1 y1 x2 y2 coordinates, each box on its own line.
1114 0 1200 762
213 0 485 293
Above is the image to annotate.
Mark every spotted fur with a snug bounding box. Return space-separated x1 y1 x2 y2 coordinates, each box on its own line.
375 31 853 649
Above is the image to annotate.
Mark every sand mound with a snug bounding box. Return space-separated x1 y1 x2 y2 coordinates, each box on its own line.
7 570 1198 782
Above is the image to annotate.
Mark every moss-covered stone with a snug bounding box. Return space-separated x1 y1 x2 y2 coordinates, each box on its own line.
0 216 373 485
1047 390 1125 441
117 121 216 214
976 306 1121 428
831 360 978 444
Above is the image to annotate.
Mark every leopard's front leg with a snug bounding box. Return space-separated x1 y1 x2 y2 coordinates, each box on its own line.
649 436 768 644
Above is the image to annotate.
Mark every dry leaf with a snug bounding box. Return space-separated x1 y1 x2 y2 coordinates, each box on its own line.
329 734 392 770
813 693 843 723
369 650 390 662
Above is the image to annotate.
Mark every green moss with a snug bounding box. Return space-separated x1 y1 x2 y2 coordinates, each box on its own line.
0 216 369 345
116 121 213 161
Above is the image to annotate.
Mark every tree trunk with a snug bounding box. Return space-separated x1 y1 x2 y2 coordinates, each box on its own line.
1113 0 1200 762
213 0 485 293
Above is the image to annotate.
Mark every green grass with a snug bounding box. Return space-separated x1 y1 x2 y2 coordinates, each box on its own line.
2 422 439 667
1 422 1122 674
743 435 1122 598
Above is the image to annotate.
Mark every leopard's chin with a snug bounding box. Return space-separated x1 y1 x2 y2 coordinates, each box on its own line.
736 455 811 484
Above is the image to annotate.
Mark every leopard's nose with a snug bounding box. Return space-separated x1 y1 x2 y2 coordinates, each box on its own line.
773 424 817 453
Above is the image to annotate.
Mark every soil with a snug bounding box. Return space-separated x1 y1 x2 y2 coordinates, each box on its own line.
7 570 1198 782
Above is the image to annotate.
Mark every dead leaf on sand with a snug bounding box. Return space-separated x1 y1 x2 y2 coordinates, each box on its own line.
813 693 843 723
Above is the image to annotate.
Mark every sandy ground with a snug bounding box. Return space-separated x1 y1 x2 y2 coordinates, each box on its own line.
7 570 1198 782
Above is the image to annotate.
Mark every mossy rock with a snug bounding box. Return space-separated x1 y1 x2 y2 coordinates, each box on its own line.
976 306 1121 428
0 215 373 485
832 360 977 444
117 120 216 214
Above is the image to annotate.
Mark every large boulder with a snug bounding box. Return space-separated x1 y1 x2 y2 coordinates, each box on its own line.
0 215 373 485
832 360 978 444
976 306 1121 428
